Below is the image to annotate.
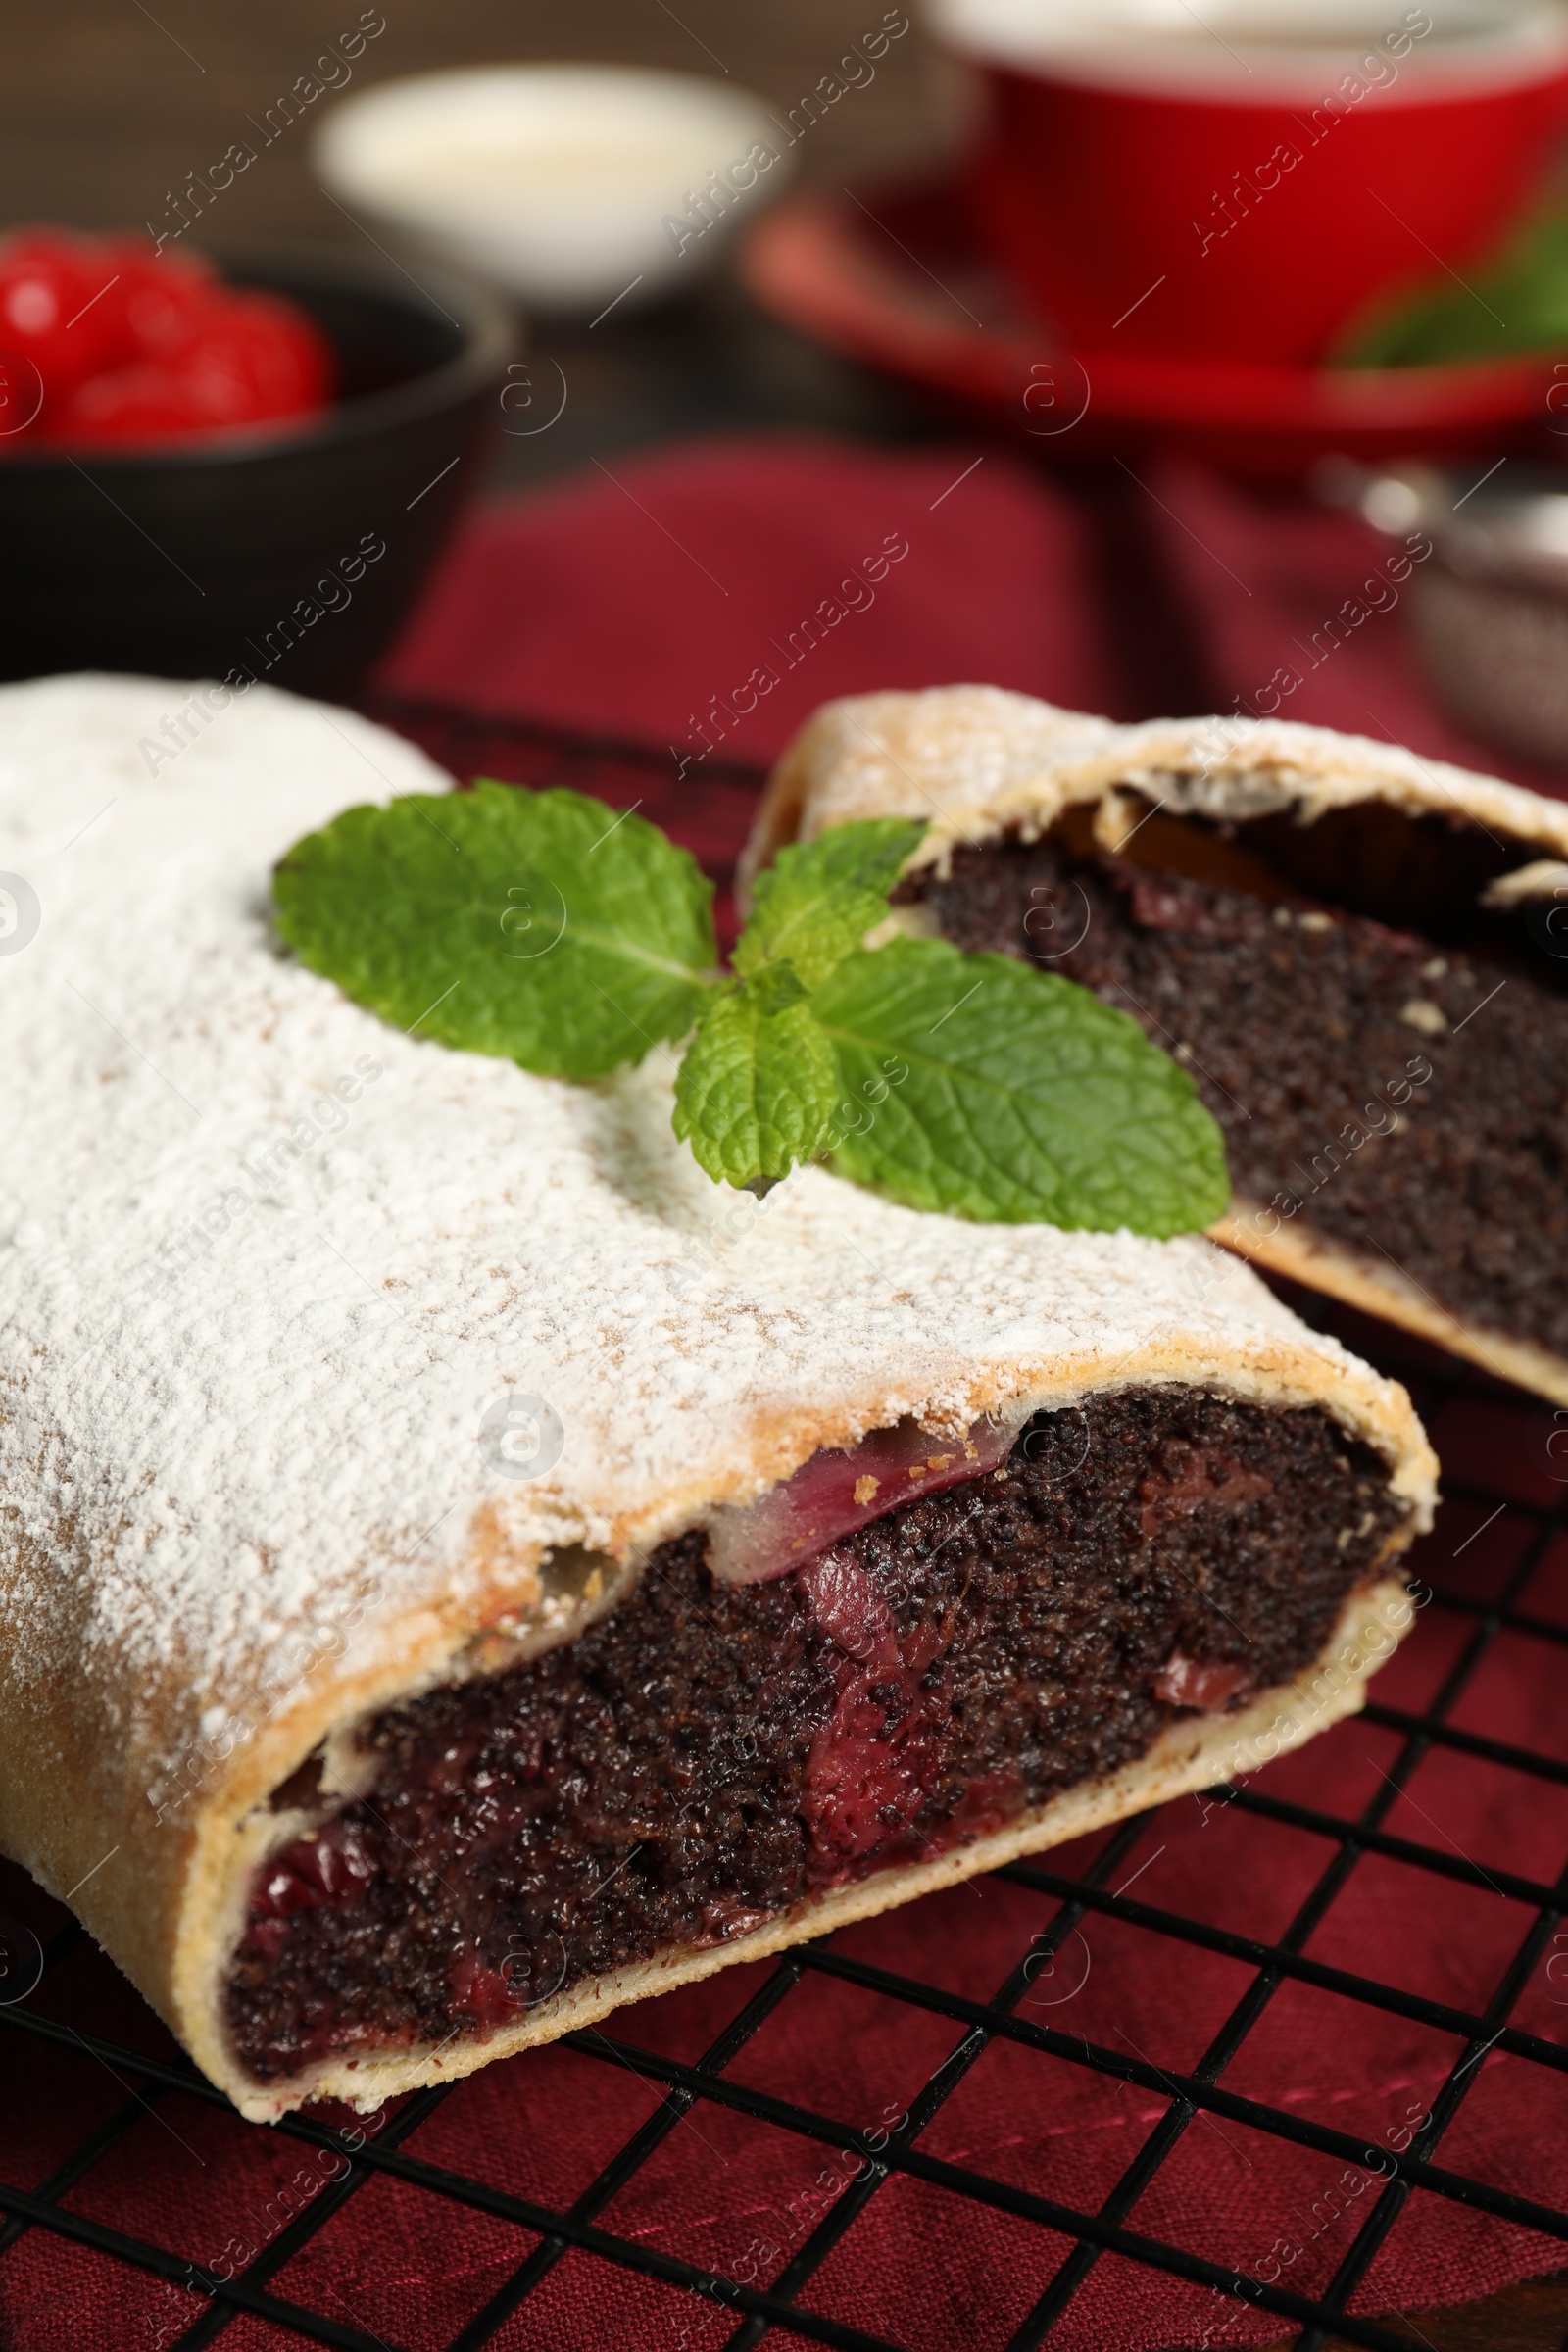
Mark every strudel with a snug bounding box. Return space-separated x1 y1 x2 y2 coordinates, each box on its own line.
0 676 1435 2120
750 686 1568 1403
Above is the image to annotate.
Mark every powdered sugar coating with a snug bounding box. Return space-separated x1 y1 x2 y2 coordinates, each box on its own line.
0 677 1423 1812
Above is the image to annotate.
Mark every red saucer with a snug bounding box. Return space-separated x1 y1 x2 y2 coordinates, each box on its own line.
740 180 1568 481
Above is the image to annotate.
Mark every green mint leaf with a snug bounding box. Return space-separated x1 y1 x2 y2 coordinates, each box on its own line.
672 969 840 1186
734 815 926 992
741 958 810 1016
1338 210 1568 367
811 937 1230 1236
273 781 716 1080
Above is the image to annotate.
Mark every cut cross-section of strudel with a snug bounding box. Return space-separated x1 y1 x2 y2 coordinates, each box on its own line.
748 686 1568 1403
0 676 1436 2121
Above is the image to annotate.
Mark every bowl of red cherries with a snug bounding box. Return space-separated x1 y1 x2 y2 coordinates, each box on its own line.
0 227 512 692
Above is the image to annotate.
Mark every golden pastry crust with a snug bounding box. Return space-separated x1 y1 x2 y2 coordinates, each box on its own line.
742 684 1568 886
1214 1205 1568 1407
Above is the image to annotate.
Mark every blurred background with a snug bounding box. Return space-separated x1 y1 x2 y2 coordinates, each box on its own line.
1 2 939 238
0 1 947 486
11 0 1568 779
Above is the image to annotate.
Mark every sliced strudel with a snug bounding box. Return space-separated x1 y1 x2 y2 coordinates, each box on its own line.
749 687 1568 1403
0 676 1436 2120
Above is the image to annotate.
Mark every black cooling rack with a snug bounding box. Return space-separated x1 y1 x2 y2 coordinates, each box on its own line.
2 700 1566 2352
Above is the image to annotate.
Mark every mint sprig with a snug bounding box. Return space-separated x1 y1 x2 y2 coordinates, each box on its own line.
273 781 1229 1235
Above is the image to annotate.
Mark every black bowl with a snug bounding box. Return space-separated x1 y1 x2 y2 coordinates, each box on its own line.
0 248 514 693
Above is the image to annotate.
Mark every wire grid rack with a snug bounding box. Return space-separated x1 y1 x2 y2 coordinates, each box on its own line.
1 697 1566 2352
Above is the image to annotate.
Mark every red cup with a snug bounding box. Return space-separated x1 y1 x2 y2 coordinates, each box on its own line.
929 0 1568 364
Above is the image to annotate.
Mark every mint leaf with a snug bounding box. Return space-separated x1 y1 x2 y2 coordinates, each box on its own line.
273 781 716 1080
734 816 926 992
276 782 1225 1235
1339 210 1568 367
811 937 1229 1235
672 965 840 1185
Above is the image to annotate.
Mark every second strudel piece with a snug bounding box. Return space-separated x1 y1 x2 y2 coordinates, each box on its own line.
749 685 1568 1402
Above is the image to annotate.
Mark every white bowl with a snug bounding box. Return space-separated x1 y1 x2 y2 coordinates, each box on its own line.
313 64 793 316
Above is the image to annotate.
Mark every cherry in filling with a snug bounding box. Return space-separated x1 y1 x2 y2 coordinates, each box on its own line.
227 1390 1403 2082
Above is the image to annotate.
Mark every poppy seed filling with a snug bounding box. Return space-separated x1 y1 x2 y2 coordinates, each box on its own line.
227 1391 1403 2083
905 829 1568 1359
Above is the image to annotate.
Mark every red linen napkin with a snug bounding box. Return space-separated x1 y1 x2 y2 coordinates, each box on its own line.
380 432 1568 800
3 435 1567 2352
380 435 1119 765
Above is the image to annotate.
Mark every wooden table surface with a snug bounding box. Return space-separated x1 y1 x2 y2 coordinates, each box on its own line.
0 0 944 246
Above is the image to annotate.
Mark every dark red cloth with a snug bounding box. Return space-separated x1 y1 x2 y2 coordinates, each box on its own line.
380 435 1119 766
3 437 1567 2352
381 433 1568 799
